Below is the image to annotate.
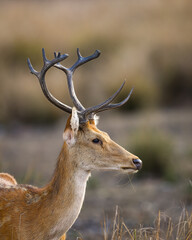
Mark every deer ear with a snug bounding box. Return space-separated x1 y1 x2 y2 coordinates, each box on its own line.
70 107 79 135
63 107 79 147
63 128 76 147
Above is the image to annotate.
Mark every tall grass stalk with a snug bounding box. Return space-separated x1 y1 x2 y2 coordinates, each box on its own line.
103 207 192 240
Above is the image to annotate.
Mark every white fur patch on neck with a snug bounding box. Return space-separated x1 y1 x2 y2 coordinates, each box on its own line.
70 107 79 135
94 114 99 126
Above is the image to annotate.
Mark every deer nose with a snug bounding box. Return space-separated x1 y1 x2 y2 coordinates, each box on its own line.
132 158 142 170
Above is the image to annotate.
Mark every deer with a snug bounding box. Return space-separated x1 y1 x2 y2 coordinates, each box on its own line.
0 48 142 240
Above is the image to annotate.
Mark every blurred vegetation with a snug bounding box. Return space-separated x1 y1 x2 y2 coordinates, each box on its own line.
184 180 192 205
87 176 100 191
150 47 192 108
0 39 43 68
129 130 175 181
17 166 43 186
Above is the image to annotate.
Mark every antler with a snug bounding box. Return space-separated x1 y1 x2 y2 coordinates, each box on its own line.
54 48 101 112
27 49 72 113
27 48 133 123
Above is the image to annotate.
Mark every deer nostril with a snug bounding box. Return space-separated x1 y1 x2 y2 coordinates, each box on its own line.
132 158 142 170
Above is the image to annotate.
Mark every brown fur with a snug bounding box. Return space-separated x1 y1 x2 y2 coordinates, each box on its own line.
0 141 76 239
0 118 140 240
0 173 17 185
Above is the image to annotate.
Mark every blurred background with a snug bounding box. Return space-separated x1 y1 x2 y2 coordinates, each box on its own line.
0 0 191 239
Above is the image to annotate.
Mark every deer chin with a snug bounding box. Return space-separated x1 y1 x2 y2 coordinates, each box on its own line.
92 166 138 174
120 167 138 174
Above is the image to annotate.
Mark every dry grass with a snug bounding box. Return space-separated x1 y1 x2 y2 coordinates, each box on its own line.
103 207 192 240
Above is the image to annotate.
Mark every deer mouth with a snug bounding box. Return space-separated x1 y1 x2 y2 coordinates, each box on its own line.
121 159 142 172
121 167 138 173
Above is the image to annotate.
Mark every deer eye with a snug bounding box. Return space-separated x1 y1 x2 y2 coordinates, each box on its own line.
92 138 102 144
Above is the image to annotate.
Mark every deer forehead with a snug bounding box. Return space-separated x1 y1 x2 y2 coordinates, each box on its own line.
81 124 109 140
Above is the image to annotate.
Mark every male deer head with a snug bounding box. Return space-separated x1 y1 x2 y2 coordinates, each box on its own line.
0 49 142 240
28 48 142 174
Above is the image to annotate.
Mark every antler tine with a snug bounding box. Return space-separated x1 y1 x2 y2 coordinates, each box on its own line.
54 49 101 112
70 48 101 73
54 52 68 73
27 48 72 113
95 87 134 113
27 58 40 78
83 81 126 118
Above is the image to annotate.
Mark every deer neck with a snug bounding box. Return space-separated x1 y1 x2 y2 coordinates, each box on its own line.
38 142 90 239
